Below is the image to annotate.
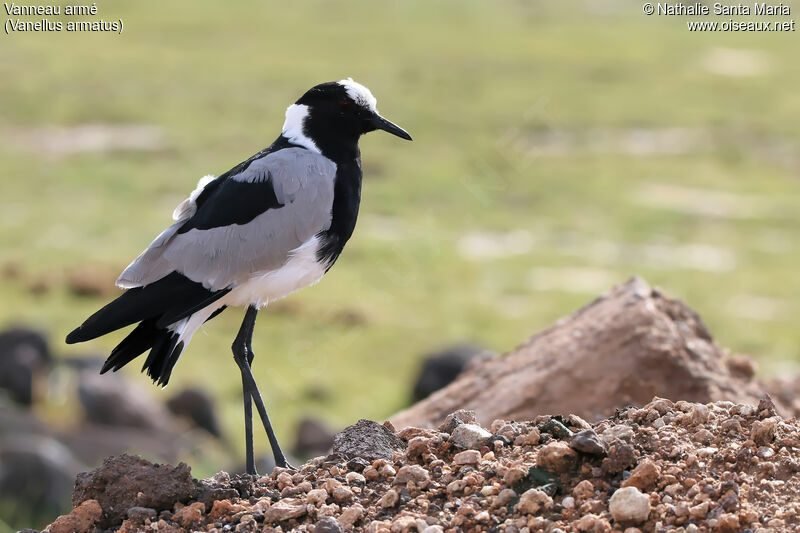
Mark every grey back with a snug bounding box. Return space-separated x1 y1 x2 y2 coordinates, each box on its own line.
117 148 336 291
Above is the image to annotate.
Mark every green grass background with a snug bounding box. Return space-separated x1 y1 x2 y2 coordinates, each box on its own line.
2 0 799 480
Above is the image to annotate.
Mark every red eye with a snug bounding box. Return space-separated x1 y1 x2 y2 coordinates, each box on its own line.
338 99 354 110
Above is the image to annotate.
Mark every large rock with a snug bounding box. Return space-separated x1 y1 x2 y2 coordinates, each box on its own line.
391 277 776 428
332 419 405 460
72 454 197 528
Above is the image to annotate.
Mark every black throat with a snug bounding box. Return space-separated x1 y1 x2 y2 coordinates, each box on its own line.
309 136 363 270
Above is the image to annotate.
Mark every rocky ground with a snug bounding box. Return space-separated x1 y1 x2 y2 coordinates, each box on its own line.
33 279 800 533
41 394 800 533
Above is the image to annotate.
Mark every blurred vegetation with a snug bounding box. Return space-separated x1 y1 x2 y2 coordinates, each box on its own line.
1 0 799 485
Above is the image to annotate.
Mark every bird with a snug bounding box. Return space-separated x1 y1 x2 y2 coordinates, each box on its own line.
65 79 412 474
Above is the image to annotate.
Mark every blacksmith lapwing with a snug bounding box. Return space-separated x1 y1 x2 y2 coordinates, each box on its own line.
66 79 412 474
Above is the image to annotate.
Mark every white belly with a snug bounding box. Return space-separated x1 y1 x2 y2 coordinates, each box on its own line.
221 236 328 308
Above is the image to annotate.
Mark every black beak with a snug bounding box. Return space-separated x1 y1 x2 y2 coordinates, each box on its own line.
371 113 412 141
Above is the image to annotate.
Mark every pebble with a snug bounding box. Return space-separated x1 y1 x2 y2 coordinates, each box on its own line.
394 464 431 486
48 499 102 533
378 489 400 508
601 424 634 443
307 488 328 506
751 418 777 446
450 423 492 449
609 486 650 524
622 459 660 491
346 471 366 484
339 504 364 527
263 498 307 522
493 488 517 507
515 488 552 515
332 484 353 503
536 441 579 473
453 449 481 465
561 496 575 509
315 516 344 533
172 502 205 528
439 409 478 433
573 480 595 500
570 429 608 456
126 507 157 523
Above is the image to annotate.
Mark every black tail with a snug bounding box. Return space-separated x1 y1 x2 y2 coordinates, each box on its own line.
67 272 229 386
66 272 228 344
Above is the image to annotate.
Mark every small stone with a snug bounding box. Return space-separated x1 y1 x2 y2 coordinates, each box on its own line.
536 441 579 473
757 446 775 459
439 409 478 433
690 404 709 425
693 429 714 444
609 486 650 524
264 498 307 522
570 429 608 456
758 393 777 417
315 516 345 533
363 466 379 481
394 464 431 486
574 513 601 532
601 442 636 475
172 501 205 528
209 499 245 520
689 501 709 519
751 418 777 446
453 450 481 465
47 499 102 533
379 464 396 478
450 424 492 449
493 488 517 507
573 480 595 500
332 485 353 504
601 424 634 444
515 488 552 515
720 418 742 434
126 507 157 523
339 504 364 527
378 489 400 508
406 436 430 459
391 515 418 532
346 471 366 484
622 459 661 491
421 526 444 533
307 488 328 506
561 496 575 509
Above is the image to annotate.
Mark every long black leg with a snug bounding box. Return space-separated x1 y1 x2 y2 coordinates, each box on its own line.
232 305 291 471
233 308 257 475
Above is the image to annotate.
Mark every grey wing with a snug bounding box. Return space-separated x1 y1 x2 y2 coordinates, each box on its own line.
117 148 336 291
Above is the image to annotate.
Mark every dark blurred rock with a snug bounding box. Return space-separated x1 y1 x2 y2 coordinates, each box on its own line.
72 454 197 528
332 419 405 460
77 371 174 431
0 326 50 405
166 387 223 438
0 435 79 528
411 343 492 402
292 417 335 458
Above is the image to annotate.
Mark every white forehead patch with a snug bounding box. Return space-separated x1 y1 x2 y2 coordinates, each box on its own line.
338 78 378 112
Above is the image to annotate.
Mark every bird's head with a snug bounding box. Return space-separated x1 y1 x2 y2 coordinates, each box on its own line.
282 78 412 158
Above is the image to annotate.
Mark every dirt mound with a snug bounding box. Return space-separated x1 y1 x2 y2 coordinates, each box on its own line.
44 398 800 532
391 277 783 430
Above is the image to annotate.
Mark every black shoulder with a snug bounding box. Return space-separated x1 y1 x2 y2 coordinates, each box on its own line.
177 137 303 233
